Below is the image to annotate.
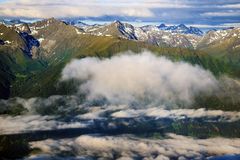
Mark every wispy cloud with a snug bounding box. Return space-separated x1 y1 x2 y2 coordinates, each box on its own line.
0 1 239 30
0 0 191 18
219 3 240 9
201 11 240 17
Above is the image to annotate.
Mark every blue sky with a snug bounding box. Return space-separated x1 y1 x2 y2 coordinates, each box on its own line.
0 0 239 28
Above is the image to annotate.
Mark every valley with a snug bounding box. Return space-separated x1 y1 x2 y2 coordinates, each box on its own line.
1 18 240 160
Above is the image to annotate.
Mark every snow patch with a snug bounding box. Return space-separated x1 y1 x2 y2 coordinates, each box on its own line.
38 38 44 43
75 28 82 35
5 40 11 44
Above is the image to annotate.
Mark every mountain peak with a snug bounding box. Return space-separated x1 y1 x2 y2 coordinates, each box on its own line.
178 24 187 28
158 23 167 29
46 17 60 23
63 20 89 27
113 20 123 25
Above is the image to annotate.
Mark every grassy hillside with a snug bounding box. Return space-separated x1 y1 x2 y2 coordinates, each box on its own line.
1 34 239 99
0 46 46 99
10 35 180 98
1 19 240 110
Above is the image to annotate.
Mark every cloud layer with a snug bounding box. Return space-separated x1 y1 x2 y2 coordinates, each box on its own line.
29 134 240 159
61 51 217 106
0 0 240 27
1 95 240 135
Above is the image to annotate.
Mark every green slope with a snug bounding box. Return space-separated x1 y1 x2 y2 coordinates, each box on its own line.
1 19 240 111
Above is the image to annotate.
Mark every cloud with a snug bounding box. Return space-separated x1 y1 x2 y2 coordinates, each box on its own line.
0 0 240 28
187 23 240 29
0 0 154 18
0 95 84 116
1 95 240 135
0 115 88 134
74 134 240 159
219 3 240 9
201 11 240 17
61 51 217 106
0 0 191 18
111 107 240 122
29 134 240 159
0 95 89 134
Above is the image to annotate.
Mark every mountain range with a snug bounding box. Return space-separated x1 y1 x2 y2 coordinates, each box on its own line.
62 19 240 50
0 18 240 110
2 18 240 51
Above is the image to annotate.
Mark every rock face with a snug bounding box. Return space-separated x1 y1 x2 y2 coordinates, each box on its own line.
14 23 31 34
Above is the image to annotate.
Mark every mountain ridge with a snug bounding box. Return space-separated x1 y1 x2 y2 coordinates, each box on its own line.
0 18 240 101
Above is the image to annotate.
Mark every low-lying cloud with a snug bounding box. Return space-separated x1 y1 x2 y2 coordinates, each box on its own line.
29 134 240 159
0 115 88 135
111 107 240 122
61 51 217 107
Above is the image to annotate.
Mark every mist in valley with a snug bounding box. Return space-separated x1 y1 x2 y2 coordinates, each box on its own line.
1 51 240 159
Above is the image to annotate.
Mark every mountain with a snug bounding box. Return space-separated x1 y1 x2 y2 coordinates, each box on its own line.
1 18 240 57
162 24 203 36
141 24 204 36
0 18 240 102
0 24 28 49
0 18 164 98
77 21 202 49
158 23 167 29
139 25 201 48
77 20 240 52
83 20 137 40
62 19 89 28
197 27 240 55
0 19 25 26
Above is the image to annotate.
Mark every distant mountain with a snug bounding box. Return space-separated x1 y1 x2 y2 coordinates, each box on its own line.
83 20 137 40
0 19 25 26
141 23 204 36
1 18 239 52
62 19 89 28
74 20 240 51
156 24 203 36
77 21 202 48
197 27 240 54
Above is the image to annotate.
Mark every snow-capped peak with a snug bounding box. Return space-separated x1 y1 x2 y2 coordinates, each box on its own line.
156 23 203 36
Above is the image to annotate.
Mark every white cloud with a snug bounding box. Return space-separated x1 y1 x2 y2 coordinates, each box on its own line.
0 0 192 18
1 95 240 135
61 51 217 106
187 23 240 29
0 115 88 134
111 107 240 122
29 134 240 159
0 1 152 18
201 11 240 17
74 134 240 159
219 3 240 9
